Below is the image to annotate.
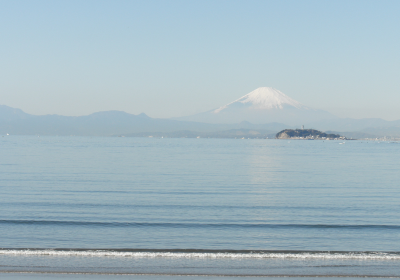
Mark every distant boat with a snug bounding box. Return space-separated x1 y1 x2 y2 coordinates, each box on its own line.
6 133 9 136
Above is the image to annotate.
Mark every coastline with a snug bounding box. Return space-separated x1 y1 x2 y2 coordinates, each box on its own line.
1 272 400 279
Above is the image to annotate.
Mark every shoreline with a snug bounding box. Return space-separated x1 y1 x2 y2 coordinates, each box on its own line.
2 272 400 278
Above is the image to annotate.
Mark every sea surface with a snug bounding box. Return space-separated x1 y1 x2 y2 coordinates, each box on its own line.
0 136 399 278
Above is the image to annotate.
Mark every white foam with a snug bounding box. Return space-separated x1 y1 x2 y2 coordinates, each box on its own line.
0 250 399 260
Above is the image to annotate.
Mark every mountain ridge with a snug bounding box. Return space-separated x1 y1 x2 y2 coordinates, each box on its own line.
0 104 289 136
1 98 400 138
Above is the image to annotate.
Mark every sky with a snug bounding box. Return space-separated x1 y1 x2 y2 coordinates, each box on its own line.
1 0 399 120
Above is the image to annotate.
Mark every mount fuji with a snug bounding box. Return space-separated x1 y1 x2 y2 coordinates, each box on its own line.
176 87 337 125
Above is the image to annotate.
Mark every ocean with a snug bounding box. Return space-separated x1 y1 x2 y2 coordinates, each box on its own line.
0 136 399 279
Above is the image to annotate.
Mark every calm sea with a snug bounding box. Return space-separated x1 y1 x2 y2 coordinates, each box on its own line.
0 136 399 278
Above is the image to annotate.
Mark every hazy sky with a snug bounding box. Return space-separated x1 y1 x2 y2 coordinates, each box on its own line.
1 0 399 120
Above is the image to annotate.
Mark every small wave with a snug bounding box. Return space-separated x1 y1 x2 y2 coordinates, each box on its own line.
1 249 400 260
1 220 400 229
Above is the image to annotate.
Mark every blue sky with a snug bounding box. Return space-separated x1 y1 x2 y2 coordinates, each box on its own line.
1 0 399 120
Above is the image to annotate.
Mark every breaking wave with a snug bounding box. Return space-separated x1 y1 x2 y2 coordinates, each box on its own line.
1 249 400 260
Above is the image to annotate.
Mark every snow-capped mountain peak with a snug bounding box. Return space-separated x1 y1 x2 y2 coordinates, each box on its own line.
174 87 337 125
214 87 306 113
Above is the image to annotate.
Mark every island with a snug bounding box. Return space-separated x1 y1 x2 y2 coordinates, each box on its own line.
276 129 346 140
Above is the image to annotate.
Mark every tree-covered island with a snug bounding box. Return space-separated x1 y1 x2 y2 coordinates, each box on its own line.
276 129 346 140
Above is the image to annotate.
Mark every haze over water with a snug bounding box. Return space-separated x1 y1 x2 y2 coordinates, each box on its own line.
0 136 399 278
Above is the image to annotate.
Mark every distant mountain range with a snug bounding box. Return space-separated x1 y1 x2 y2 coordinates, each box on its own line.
0 104 285 137
1 87 400 138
